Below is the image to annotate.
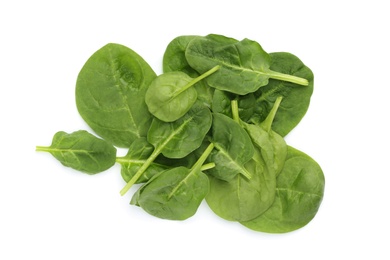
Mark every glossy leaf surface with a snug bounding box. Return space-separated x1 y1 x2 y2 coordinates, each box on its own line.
76 43 156 147
36 130 116 174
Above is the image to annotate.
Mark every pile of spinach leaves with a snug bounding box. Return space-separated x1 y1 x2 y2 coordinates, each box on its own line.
37 34 325 234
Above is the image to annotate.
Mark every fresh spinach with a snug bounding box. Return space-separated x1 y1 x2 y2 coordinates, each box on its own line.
251 52 314 136
145 65 219 122
130 143 214 220
207 113 254 181
186 34 308 95
37 34 324 234
206 146 276 222
163 35 214 108
120 101 212 195
116 138 168 183
211 89 256 122
36 130 116 174
76 43 156 147
241 146 325 233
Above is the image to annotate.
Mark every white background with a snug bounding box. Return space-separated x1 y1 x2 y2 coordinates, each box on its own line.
1 0 389 259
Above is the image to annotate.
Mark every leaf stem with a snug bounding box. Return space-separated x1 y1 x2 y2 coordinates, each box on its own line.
191 143 215 172
267 70 309 86
231 99 240 123
261 96 283 133
119 148 161 196
200 162 215 171
176 65 220 96
35 146 50 152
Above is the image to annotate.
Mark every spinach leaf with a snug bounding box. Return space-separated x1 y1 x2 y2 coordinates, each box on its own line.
163 35 215 108
206 146 276 222
211 89 256 122
207 113 255 181
36 130 116 174
131 143 214 220
185 34 308 95
120 101 212 195
251 52 314 136
241 146 325 233
145 65 219 122
257 97 287 176
163 35 199 75
116 138 168 183
76 43 156 147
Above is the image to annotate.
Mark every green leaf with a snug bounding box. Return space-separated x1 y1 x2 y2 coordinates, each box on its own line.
116 138 168 183
76 43 156 147
186 34 308 95
120 101 212 195
131 143 214 220
211 89 256 122
207 113 254 181
145 66 219 122
163 35 214 108
206 146 276 222
241 146 325 233
36 130 116 174
251 52 314 136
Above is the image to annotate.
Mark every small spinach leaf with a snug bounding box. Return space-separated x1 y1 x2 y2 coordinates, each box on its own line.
208 113 254 181
241 146 325 233
251 52 314 136
145 65 219 122
163 35 214 108
131 143 214 220
36 130 116 174
76 43 156 147
186 34 308 95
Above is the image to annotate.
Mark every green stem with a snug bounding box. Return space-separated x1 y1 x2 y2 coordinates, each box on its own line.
267 70 309 86
36 146 50 152
168 143 214 199
119 148 161 196
191 143 215 172
200 162 215 171
175 65 220 96
261 96 283 133
231 99 240 123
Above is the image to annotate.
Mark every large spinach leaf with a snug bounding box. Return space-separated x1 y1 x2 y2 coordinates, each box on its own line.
241 146 325 233
131 143 214 220
185 34 308 95
36 130 116 174
76 43 156 147
251 52 314 136
120 101 212 195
